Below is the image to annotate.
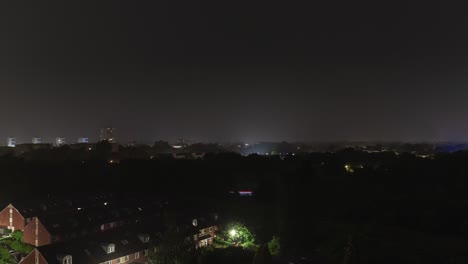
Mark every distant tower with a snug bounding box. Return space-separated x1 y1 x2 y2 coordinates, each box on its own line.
7 137 16 147
77 137 89 143
32 137 42 144
55 137 66 147
100 127 116 143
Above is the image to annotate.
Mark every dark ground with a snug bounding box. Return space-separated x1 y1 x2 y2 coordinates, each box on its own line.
2 149 468 263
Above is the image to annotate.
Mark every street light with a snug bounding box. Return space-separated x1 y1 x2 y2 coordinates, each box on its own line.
230 229 237 237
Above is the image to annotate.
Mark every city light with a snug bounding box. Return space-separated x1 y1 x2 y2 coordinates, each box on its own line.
229 229 237 237
344 164 354 173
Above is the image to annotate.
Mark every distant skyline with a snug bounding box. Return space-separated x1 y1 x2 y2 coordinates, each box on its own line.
2 2 468 142
4 132 468 146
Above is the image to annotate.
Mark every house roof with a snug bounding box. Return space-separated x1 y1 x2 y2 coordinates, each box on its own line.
3 193 116 218
34 198 164 236
35 224 162 264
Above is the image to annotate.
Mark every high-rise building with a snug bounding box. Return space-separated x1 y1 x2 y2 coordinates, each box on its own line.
55 138 66 147
100 128 116 143
7 137 16 147
32 137 42 144
77 137 89 143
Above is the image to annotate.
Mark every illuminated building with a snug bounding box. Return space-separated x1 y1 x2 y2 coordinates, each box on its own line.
172 138 191 149
55 137 66 147
7 137 16 147
32 137 42 144
77 137 89 143
100 127 116 142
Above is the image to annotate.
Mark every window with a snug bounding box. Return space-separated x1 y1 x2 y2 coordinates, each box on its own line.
107 244 115 254
135 252 140 259
104 262 112 264
35 257 39 264
139 234 150 243
63 255 72 264
117 256 128 263
209 227 213 232
144 250 148 256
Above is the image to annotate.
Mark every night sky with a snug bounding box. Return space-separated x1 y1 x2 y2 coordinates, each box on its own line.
1 1 468 143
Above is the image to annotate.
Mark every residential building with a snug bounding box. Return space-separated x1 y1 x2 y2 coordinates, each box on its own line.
0 204 25 231
7 137 16 147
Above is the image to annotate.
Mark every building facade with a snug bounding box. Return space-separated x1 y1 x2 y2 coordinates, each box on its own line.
7 137 16 147
0 204 26 231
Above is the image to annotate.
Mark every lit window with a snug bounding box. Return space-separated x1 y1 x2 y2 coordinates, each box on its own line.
63 255 72 264
107 244 115 254
135 252 140 259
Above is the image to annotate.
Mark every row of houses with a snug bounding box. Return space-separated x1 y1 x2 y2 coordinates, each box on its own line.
21 226 158 264
0 194 219 264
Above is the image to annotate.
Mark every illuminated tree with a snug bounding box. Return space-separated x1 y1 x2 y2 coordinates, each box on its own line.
221 222 255 249
267 236 280 256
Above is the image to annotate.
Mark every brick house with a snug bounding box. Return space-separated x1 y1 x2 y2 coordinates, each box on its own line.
194 225 218 248
0 204 27 231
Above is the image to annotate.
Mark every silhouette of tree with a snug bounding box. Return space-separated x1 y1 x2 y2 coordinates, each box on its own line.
252 244 272 264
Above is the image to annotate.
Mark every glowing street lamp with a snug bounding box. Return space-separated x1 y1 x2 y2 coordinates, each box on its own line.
229 229 237 237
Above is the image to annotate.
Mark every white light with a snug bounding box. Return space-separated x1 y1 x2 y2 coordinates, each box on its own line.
229 229 236 236
104 202 108 206
77 208 82 211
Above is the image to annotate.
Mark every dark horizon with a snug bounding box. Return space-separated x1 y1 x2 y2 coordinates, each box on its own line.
2 1 468 142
